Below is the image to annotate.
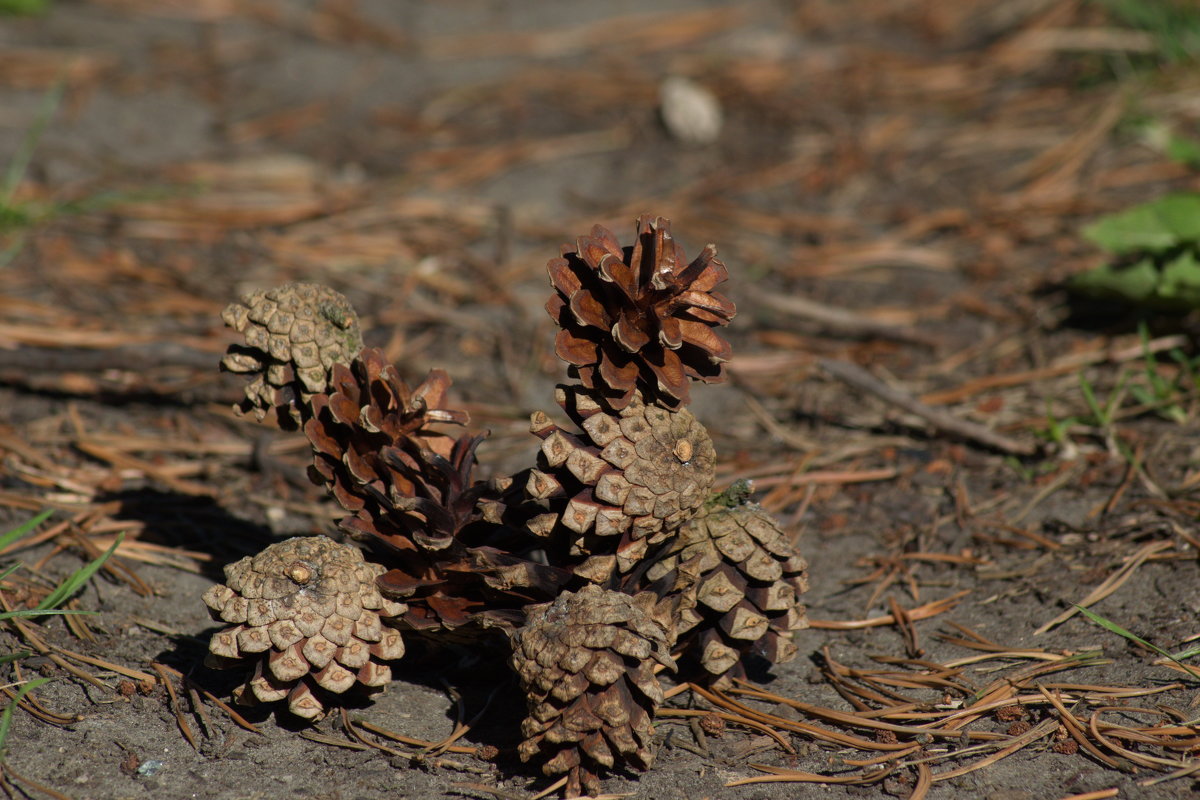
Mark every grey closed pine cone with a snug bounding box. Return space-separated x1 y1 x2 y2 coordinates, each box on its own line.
643 490 810 684
203 536 406 719
221 282 363 430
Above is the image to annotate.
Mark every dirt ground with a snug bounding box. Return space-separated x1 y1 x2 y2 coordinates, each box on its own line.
1 1 1199 799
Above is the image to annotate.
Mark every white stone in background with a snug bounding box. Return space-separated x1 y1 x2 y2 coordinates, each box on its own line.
659 76 722 145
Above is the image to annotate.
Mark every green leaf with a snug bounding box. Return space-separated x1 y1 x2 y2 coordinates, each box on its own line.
1 82 62 205
1082 193 1200 253
1156 250 1200 305
0 609 95 620
1167 133 1200 168
0 0 48 15
1152 194 1200 241
1069 256 1161 303
1083 204 1178 253
0 651 31 666
1173 644 1200 660
1077 605 1200 681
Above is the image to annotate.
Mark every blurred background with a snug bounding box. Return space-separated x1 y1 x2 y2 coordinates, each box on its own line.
2 1 1198 427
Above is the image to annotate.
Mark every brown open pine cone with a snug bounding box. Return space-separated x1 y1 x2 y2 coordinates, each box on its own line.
522 385 716 580
510 585 674 797
221 282 364 430
547 214 735 410
642 489 809 684
303 350 569 633
305 346 469 535
203 536 406 719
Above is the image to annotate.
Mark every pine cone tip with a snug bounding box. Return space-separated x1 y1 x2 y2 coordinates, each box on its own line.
547 215 735 410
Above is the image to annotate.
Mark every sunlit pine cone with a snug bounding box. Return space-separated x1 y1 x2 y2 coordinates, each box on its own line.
221 282 364 430
522 386 716 580
511 585 674 797
547 214 735 410
202 536 406 719
304 351 493 632
305 346 469 522
642 488 809 684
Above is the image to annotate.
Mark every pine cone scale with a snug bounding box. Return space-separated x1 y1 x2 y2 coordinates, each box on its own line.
642 497 810 684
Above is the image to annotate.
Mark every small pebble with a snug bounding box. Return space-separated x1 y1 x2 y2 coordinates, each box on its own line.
659 76 722 145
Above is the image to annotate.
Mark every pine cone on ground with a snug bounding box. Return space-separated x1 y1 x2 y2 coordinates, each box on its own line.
305 349 568 633
305 346 468 515
641 485 809 684
202 536 406 719
522 385 716 580
221 282 364 429
547 214 735 410
511 585 674 797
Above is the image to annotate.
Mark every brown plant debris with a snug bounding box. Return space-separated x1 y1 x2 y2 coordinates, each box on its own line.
202 536 407 719
704 639 1200 790
510 585 674 798
547 214 735 410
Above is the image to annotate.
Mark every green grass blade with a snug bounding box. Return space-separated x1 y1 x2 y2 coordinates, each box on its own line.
0 677 50 758
1171 644 1200 660
36 532 122 611
1 82 62 204
0 510 52 553
1076 605 1200 681
1078 373 1104 424
0 609 96 620
0 652 31 666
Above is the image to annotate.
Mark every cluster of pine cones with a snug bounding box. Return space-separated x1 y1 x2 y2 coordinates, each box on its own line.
204 215 810 796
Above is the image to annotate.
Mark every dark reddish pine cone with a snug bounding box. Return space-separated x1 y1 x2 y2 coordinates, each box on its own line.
305 352 569 634
350 432 550 634
221 282 363 430
522 385 716 581
304 346 468 518
510 585 674 798
547 214 735 410
202 536 406 719
641 484 809 685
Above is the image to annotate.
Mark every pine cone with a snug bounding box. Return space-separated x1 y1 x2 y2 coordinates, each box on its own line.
221 282 364 429
547 214 735 410
202 536 406 719
642 489 809 684
511 585 674 797
305 349 567 633
523 386 716 579
305 346 469 517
